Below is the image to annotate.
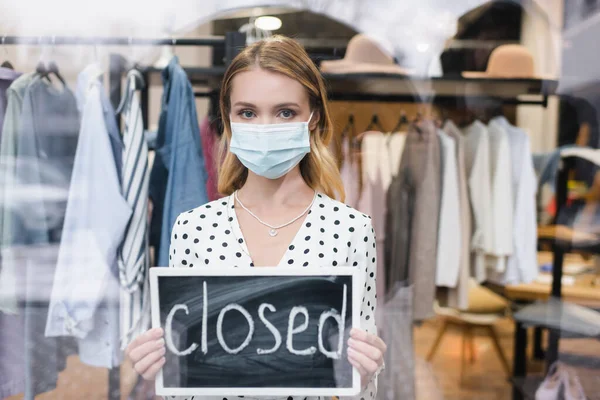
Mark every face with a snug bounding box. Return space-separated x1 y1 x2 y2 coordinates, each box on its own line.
229 67 319 130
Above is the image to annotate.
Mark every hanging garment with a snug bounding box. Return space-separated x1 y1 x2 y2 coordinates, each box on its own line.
357 131 406 303
0 74 36 314
385 122 441 321
0 68 23 312
435 129 461 287
493 116 538 284
118 70 151 349
0 67 21 141
486 120 514 273
8 76 80 399
200 116 219 201
149 56 209 267
45 65 130 369
463 120 494 282
438 121 471 310
340 134 361 208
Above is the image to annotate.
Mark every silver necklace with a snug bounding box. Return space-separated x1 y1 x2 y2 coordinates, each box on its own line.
234 190 317 237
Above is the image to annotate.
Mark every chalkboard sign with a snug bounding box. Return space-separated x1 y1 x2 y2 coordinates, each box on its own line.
149 267 361 397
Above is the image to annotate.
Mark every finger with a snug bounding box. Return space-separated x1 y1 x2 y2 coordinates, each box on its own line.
348 338 383 363
127 328 163 357
350 328 387 353
134 346 166 376
141 357 166 381
347 347 379 375
130 338 165 364
348 353 368 377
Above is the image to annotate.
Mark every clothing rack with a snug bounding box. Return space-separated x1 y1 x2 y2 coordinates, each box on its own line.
1 35 226 46
1 32 245 400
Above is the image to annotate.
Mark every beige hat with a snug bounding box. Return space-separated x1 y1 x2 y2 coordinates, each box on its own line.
320 34 412 75
462 44 540 79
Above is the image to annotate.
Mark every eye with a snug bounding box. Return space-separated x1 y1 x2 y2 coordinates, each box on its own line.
278 109 296 119
238 109 255 119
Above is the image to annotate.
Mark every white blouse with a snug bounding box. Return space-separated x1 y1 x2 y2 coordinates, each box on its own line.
167 192 379 400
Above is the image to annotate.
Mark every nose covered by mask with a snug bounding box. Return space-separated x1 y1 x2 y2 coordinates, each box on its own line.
229 112 313 179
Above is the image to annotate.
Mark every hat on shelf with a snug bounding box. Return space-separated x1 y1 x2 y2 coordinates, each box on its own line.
462 44 543 79
320 33 413 75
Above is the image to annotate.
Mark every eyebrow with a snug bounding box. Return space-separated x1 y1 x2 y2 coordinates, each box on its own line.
231 101 302 109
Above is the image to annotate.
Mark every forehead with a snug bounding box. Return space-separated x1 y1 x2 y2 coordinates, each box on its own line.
230 67 309 106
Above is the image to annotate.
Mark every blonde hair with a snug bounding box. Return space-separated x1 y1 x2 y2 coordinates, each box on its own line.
217 35 345 202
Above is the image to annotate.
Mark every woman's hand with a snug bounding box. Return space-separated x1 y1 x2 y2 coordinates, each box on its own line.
125 327 166 381
347 328 386 389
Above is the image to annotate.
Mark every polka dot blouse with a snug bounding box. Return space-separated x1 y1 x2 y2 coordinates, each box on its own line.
167 193 379 400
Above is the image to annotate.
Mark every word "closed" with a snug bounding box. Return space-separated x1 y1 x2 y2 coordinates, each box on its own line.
165 281 348 359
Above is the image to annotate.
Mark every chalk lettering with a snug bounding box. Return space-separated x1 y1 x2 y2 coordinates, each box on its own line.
165 304 199 356
287 306 317 356
216 304 255 354
318 284 347 359
257 303 282 355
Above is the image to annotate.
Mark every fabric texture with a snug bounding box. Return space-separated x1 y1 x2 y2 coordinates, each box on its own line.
435 129 461 288
486 120 514 273
149 56 209 267
357 131 406 304
45 66 130 368
340 135 361 209
494 116 538 284
9 78 80 399
167 192 380 400
200 116 219 201
118 72 152 350
438 121 471 310
463 121 493 282
0 72 35 314
385 122 441 321
0 67 21 142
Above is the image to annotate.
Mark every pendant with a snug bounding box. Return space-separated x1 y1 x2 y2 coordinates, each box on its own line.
269 229 278 237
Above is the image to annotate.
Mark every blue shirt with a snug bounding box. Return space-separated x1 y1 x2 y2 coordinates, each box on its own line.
149 56 209 267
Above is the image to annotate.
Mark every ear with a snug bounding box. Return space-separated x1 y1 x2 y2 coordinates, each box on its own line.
309 110 321 131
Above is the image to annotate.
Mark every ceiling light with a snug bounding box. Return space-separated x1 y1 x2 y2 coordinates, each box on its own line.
255 16 282 31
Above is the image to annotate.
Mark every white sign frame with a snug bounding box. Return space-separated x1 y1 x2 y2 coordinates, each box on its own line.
150 266 362 397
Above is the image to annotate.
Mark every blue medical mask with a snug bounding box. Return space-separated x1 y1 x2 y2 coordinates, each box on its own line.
229 112 313 179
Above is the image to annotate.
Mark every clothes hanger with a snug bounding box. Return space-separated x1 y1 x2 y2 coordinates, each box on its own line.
36 37 66 87
365 114 386 132
1 36 13 70
116 68 146 115
391 110 409 133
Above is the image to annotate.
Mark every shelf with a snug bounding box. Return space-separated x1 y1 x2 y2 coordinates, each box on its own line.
144 66 227 87
514 298 600 337
143 67 558 105
323 73 558 103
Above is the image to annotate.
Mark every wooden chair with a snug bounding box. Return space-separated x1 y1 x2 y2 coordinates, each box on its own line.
426 282 512 385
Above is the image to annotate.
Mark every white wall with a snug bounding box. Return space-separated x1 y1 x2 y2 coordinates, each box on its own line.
517 0 563 153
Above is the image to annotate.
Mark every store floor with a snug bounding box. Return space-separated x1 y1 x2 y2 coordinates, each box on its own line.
6 316 542 400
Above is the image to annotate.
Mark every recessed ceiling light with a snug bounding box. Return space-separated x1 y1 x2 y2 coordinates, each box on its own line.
255 16 282 31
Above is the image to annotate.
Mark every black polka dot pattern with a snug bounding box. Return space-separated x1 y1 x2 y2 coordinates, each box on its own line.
168 193 380 400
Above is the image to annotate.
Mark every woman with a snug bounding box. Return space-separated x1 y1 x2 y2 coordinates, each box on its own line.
126 35 386 400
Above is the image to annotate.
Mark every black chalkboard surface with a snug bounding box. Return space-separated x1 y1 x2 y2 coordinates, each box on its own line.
149 267 361 397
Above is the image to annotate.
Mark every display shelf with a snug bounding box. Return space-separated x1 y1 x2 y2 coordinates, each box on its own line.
514 298 600 338
142 67 558 106
322 73 558 105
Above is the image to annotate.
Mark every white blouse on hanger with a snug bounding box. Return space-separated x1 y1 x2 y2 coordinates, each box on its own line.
435 130 462 288
167 193 379 400
463 121 494 282
486 120 514 273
